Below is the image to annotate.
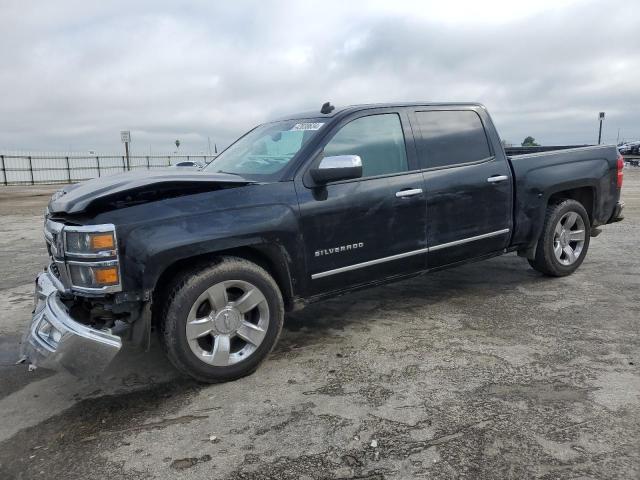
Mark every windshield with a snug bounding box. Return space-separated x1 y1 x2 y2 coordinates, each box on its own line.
205 119 326 179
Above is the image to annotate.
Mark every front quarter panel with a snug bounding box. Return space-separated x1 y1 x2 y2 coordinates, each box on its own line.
93 182 303 296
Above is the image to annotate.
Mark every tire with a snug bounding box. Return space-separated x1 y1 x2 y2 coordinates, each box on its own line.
528 199 591 277
160 256 284 383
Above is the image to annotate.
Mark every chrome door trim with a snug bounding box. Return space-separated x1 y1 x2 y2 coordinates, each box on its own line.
311 248 430 279
395 188 423 198
311 228 509 279
427 228 510 252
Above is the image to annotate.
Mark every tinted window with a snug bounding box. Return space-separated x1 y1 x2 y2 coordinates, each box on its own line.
414 110 491 168
323 114 408 178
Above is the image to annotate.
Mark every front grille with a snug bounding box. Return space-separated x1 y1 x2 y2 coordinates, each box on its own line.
44 219 71 290
44 219 64 260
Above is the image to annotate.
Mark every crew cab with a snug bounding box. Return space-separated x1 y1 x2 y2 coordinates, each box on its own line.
21 102 625 383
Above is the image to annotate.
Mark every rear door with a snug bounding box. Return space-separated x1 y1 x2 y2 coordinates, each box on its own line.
295 109 428 295
410 107 513 267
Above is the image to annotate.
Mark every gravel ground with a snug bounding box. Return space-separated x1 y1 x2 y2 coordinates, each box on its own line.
0 172 638 479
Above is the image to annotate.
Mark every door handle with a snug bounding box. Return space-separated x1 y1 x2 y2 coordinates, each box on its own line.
487 175 508 183
395 188 423 198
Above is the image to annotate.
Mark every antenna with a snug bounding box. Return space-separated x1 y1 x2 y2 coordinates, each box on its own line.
320 102 335 114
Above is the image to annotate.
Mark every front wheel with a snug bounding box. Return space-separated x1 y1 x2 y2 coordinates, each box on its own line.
160 257 284 383
528 199 590 277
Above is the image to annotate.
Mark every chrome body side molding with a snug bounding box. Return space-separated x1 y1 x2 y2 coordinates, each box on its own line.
427 228 510 252
311 228 510 279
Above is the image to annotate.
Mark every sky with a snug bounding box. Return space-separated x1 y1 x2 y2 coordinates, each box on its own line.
0 0 638 154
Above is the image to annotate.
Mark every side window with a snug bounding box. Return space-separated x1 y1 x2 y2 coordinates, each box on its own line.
414 110 491 169
323 114 408 178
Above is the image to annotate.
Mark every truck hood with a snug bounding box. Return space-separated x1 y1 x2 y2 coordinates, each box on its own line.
48 169 257 214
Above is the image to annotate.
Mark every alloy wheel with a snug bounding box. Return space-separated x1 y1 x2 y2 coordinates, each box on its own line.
553 211 586 266
185 280 269 366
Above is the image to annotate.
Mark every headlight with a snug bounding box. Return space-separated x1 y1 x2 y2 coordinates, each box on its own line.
68 262 120 289
65 231 116 256
61 224 121 293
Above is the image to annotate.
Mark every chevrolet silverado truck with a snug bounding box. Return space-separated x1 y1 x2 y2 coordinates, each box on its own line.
21 102 625 383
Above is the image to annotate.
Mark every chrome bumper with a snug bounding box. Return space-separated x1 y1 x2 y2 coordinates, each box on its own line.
609 201 624 223
20 269 122 377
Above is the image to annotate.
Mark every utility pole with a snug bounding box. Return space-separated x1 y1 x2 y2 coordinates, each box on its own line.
597 112 605 145
121 130 131 170
616 128 620 145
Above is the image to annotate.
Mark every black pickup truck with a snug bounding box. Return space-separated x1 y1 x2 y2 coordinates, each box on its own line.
21 102 625 383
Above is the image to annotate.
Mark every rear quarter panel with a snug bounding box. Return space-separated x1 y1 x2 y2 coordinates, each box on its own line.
509 145 618 247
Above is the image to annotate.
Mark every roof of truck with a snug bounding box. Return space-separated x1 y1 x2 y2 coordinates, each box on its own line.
272 102 485 121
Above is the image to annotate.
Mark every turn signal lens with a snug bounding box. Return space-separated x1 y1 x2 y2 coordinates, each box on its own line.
94 267 119 285
90 233 115 250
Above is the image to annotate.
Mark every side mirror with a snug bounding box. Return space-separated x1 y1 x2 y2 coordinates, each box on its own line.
310 155 363 184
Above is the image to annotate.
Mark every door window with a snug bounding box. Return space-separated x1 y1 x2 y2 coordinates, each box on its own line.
414 110 491 169
323 114 408 178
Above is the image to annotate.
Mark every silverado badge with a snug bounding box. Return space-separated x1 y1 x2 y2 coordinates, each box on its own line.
315 242 364 257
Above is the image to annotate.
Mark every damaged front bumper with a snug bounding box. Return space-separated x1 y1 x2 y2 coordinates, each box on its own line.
20 269 122 376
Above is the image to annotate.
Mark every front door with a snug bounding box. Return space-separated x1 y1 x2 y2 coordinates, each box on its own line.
410 108 513 267
295 110 428 296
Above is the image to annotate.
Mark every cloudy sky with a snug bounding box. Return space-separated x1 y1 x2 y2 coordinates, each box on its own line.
0 0 638 154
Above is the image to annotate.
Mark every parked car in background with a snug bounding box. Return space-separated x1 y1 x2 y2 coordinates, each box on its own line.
618 141 640 155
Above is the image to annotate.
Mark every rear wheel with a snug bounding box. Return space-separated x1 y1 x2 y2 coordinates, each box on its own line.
160 257 284 383
528 199 590 277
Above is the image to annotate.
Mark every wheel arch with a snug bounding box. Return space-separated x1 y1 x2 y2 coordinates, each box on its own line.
518 184 595 260
149 244 297 335
547 186 595 223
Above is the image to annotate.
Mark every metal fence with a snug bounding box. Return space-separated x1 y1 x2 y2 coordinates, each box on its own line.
0 153 217 185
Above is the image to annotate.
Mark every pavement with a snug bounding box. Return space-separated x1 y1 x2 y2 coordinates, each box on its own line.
0 172 638 479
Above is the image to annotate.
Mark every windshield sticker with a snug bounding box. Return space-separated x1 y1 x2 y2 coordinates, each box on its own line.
290 122 324 131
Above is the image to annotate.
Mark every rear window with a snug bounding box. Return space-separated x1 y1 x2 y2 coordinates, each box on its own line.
414 110 491 169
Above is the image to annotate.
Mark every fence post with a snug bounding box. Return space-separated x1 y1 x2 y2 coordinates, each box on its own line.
65 156 71 183
122 156 126 172
0 155 6 186
146 156 150 170
96 156 101 177
168 156 171 166
28 156 34 185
